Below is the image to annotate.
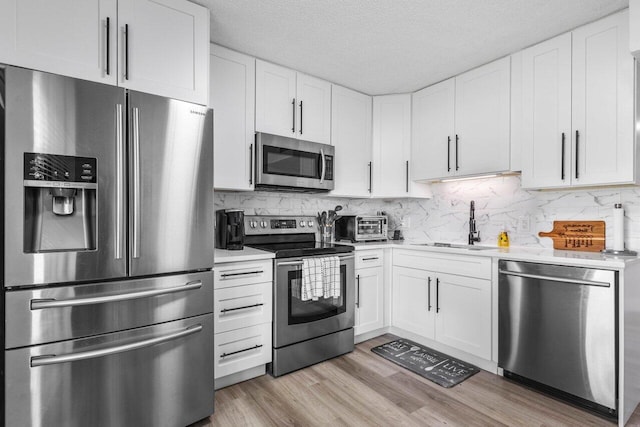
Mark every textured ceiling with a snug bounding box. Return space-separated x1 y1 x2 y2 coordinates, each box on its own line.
192 0 629 95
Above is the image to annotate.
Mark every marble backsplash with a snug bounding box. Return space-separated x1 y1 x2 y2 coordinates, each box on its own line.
215 175 640 251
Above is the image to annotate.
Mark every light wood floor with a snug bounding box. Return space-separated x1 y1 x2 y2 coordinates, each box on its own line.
193 334 640 426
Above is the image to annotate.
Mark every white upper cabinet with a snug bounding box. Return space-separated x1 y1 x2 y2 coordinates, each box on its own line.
522 10 634 189
454 56 511 176
372 94 431 198
521 33 572 188
210 44 255 191
331 85 372 197
0 0 210 104
118 0 209 104
411 78 456 181
256 60 331 144
0 0 118 85
411 57 511 181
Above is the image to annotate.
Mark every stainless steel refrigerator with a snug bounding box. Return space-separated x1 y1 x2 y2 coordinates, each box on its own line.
0 65 214 426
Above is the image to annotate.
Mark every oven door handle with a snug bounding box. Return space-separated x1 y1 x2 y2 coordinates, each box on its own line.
30 324 202 367
319 148 326 184
276 254 354 267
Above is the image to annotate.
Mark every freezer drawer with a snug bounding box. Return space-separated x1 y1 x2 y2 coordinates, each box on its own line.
6 314 214 427
6 271 213 348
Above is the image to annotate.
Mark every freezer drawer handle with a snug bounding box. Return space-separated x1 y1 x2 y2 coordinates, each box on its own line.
220 303 264 314
30 324 203 367
220 344 263 359
30 280 203 310
498 269 610 287
220 270 264 279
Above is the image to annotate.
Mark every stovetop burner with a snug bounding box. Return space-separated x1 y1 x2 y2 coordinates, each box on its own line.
244 214 354 258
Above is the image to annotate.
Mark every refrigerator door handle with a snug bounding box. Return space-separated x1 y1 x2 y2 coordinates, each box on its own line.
132 107 141 259
115 103 125 260
30 280 203 310
30 324 203 367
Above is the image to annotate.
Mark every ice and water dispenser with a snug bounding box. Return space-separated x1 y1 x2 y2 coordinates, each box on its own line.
23 153 97 252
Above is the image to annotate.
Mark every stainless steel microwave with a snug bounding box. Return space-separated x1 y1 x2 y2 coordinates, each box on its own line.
255 133 334 192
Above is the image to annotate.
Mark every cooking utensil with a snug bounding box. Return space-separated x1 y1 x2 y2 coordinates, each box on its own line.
395 346 420 358
425 359 449 371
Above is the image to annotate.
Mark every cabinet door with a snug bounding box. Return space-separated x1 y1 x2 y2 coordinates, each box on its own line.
331 85 372 197
411 78 456 181
521 33 572 189
296 73 332 144
372 94 411 197
255 60 297 138
0 0 117 85
355 266 384 335
454 57 511 176
572 10 634 186
434 273 491 360
210 45 255 191
118 0 209 104
391 267 434 339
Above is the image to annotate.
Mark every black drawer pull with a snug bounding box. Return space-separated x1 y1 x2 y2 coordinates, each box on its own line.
220 303 264 314
220 270 264 278
221 344 263 358
361 257 379 261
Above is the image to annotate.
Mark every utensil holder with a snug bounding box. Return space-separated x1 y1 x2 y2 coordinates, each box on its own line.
320 225 334 244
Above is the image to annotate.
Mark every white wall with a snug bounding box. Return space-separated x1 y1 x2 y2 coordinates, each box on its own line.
215 175 640 251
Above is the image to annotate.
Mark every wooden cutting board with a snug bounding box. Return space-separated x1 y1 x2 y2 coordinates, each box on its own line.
538 221 605 252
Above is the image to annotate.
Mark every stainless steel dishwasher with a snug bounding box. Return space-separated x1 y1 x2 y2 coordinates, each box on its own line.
498 260 617 417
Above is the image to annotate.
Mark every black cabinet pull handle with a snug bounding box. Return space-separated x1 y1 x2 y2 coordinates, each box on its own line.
299 100 303 134
220 303 264 314
447 136 451 172
356 274 360 308
436 278 440 313
361 257 378 261
249 143 253 185
455 135 459 171
406 160 409 193
427 277 432 311
105 17 110 75
575 130 579 179
291 98 296 133
368 161 372 193
220 344 263 359
124 24 129 80
220 270 264 278
561 133 565 180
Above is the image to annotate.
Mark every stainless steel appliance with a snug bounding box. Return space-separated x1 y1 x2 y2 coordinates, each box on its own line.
498 260 617 417
215 209 245 250
335 215 388 242
244 215 354 377
255 132 335 192
1 66 214 426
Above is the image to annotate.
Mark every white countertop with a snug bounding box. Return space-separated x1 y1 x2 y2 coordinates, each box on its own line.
214 247 275 264
341 240 640 269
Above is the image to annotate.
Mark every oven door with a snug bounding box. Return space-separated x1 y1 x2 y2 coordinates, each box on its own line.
255 133 334 191
273 253 354 348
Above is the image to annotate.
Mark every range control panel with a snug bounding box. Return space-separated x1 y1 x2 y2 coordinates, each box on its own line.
244 215 317 235
24 152 97 184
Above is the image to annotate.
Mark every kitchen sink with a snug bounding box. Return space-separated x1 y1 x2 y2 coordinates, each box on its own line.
417 242 496 251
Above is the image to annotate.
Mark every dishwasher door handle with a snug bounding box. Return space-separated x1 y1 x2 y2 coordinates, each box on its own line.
498 269 610 287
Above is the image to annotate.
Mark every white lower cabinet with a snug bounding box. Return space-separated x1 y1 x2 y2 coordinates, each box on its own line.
392 250 492 360
214 259 273 388
354 250 384 336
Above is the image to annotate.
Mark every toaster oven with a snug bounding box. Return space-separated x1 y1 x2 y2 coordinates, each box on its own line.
335 215 388 242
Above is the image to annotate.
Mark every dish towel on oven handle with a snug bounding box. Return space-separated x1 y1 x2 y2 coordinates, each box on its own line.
322 256 341 298
301 257 323 301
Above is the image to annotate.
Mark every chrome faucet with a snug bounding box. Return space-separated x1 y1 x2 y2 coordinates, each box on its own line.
469 200 481 245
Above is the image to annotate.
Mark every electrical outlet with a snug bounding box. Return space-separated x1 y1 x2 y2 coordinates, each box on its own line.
518 216 531 233
399 217 411 229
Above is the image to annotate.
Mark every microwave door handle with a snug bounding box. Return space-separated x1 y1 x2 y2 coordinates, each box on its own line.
320 149 326 184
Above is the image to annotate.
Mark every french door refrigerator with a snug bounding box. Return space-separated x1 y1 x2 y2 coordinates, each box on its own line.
0 65 214 427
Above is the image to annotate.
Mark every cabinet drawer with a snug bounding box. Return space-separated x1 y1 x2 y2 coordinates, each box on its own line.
394 249 491 279
214 260 272 289
215 323 272 379
214 282 272 333
355 249 384 269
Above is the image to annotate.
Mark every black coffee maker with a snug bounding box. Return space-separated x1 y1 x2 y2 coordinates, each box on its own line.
215 209 245 250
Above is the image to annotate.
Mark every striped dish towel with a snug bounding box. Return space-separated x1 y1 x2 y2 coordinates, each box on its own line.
302 257 323 301
322 256 341 298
